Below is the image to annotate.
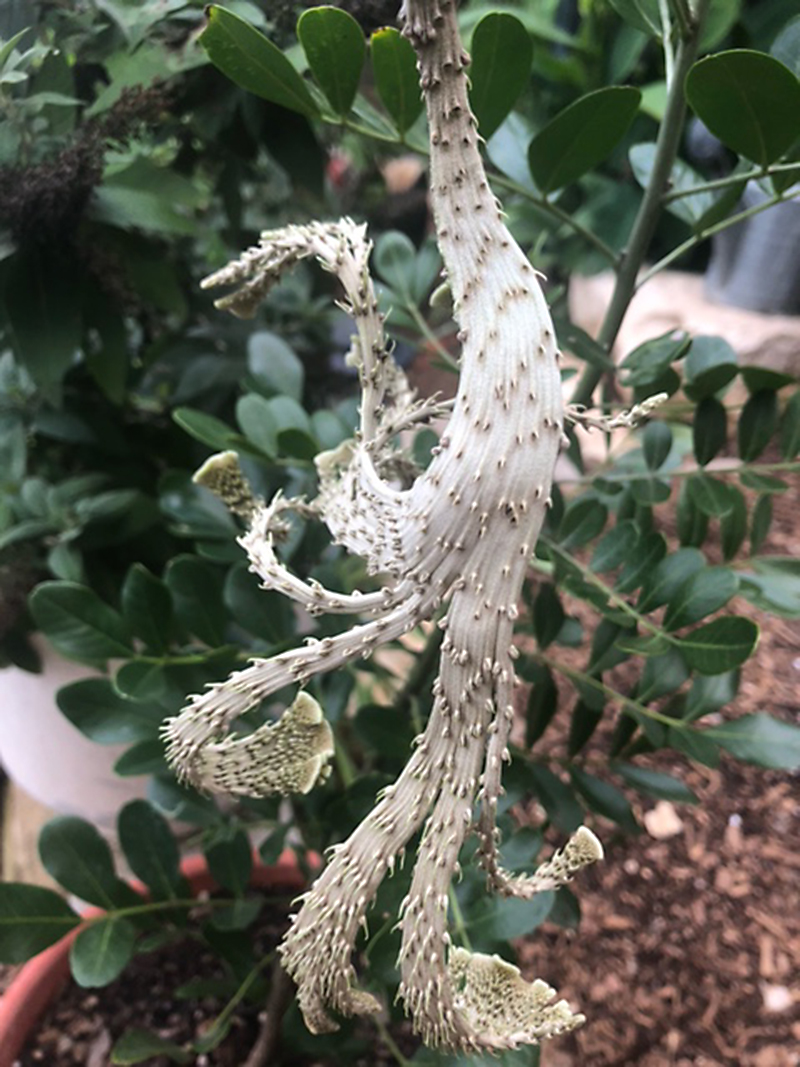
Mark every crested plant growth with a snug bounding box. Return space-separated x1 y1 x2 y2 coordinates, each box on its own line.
1 0 799 1064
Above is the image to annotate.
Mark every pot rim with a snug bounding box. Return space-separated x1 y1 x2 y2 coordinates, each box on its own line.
0 850 306 1067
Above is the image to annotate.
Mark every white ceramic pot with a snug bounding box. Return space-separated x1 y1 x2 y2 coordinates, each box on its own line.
0 637 148 829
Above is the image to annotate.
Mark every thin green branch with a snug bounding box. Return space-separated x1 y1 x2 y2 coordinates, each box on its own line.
662 161 800 201
571 0 711 408
375 1016 412 1067
535 652 684 730
637 190 786 286
542 537 664 638
448 886 473 952
555 459 800 488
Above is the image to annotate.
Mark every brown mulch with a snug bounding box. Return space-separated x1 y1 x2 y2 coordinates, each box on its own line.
518 455 800 1067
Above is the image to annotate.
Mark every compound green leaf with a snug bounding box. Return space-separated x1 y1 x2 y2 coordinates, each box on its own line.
122 564 173 655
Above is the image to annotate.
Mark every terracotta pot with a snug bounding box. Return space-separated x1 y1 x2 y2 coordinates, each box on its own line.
0 851 305 1067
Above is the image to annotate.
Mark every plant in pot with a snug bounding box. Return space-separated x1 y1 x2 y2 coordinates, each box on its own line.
2 0 800 1064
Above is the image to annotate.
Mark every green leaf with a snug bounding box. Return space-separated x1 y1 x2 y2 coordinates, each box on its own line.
676 481 709 547
475 892 555 941
527 765 583 833
704 713 800 770
114 739 168 778
223 562 294 644
638 648 689 701
567 700 603 757
204 829 252 896
685 50 800 167
70 917 137 987
687 474 737 517
739 557 800 617
750 494 772 554
619 330 690 388
29 582 133 667
771 14 800 78
720 487 747 561
353 702 415 762
629 143 715 228
740 366 795 392
679 616 759 675
200 6 319 118
57 679 164 744
39 817 135 909
5 252 82 396
173 408 237 451
247 330 304 402
297 6 364 116
122 564 173 655
374 230 417 296
738 389 778 461
532 583 564 650
615 531 667 593
469 13 532 139
235 393 279 457
165 556 227 647
739 471 788 494
669 725 719 768
370 27 422 135
525 664 558 746
693 396 727 466
663 568 739 630
528 86 641 193
558 498 608 549
685 670 739 722
118 800 181 899
590 520 639 572
643 421 672 470
569 767 639 833
209 897 263 931
607 0 660 35
683 335 738 399
0 884 80 963
614 763 698 803
111 1029 191 1065
780 389 800 458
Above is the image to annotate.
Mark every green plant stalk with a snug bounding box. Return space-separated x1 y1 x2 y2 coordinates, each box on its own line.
571 0 711 408
534 651 688 731
638 190 787 285
197 950 276 1051
552 459 800 488
662 161 800 201
374 1015 412 1067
